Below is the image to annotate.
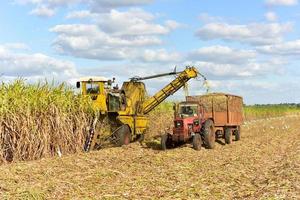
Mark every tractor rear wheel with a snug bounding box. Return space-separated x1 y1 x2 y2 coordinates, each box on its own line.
203 119 215 149
225 128 232 144
115 125 132 147
234 126 241 141
192 134 202 151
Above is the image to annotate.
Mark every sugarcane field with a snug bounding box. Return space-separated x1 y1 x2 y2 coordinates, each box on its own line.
1 1 300 200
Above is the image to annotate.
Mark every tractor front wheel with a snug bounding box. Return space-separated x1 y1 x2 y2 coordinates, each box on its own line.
192 134 202 151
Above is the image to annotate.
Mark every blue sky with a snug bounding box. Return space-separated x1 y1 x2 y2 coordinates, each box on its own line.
0 0 300 104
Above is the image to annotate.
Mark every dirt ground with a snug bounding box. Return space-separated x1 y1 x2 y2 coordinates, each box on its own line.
0 116 299 199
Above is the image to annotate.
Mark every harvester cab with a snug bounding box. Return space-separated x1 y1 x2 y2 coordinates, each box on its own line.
76 76 116 114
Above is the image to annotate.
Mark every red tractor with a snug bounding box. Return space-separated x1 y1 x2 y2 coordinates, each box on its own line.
161 93 243 150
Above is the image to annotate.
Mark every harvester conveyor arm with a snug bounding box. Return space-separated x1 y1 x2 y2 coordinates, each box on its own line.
142 67 198 115
130 71 177 82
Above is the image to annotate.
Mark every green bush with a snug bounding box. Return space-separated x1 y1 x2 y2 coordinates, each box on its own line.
244 104 300 120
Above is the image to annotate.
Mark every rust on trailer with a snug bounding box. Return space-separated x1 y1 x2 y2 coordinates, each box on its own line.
186 93 244 127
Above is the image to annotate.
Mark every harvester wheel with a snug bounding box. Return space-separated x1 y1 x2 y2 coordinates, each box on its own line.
203 119 215 149
234 126 241 141
192 134 202 151
137 134 145 143
115 125 132 147
225 128 232 144
161 134 171 150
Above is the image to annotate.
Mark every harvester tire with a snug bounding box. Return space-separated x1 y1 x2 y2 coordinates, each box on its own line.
225 128 232 144
234 126 241 141
203 119 215 149
116 125 132 147
161 134 170 150
192 134 202 151
137 134 145 143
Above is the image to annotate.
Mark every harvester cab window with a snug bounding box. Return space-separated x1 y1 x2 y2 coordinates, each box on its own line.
86 83 100 94
179 104 198 117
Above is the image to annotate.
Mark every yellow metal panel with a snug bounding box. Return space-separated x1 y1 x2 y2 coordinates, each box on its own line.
120 81 146 115
118 115 149 135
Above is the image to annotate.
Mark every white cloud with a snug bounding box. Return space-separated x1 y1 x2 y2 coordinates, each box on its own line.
198 13 224 23
201 80 278 93
191 61 283 79
265 11 278 21
164 20 182 30
17 0 81 16
185 45 285 80
50 24 180 62
188 46 256 64
51 24 163 47
3 43 29 50
16 0 81 6
265 0 298 6
67 9 180 36
50 24 165 60
16 0 154 17
66 10 95 19
17 0 153 8
205 79 300 104
90 0 153 12
29 5 56 17
204 80 278 103
195 22 293 45
257 39 300 56
138 49 182 63
0 44 78 81
51 8 181 62
95 9 172 36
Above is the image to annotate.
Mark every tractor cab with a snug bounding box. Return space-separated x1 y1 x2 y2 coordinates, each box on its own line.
77 76 118 113
178 103 199 118
172 102 204 142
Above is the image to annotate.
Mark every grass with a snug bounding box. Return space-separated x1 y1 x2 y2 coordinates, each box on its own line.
244 104 300 120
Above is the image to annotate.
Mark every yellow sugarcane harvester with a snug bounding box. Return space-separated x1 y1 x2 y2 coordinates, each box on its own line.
77 66 205 151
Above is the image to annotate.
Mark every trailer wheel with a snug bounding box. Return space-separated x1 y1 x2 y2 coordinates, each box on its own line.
225 128 232 144
161 133 170 150
192 134 202 151
203 119 215 149
234 126 241 141
116 125 132 147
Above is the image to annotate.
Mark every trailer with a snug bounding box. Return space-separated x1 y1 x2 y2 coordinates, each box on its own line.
161 93 244 150
186 93 243 129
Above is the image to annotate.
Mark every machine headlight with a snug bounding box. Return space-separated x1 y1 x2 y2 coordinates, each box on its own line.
175 120 183 128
